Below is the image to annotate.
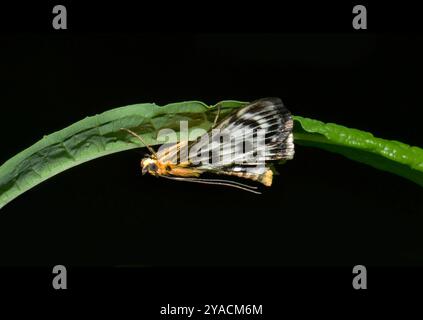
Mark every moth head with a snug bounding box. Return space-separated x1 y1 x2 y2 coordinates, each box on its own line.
141 157 159 176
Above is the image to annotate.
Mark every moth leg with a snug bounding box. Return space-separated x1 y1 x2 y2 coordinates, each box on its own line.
212 103 221 128
160 175 261 194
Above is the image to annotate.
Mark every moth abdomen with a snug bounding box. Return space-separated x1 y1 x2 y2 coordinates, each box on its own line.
218 168 273 186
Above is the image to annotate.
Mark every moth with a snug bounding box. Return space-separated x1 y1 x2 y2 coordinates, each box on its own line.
121 97 294 194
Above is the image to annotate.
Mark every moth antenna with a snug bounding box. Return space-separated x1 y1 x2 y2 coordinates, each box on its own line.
120 128 158 159
159 175 261 195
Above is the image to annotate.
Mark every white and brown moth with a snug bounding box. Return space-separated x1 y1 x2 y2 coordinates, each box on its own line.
122 97 295 194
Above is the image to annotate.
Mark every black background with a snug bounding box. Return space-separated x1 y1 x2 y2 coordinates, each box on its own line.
0 3 422 304
1 32 422 267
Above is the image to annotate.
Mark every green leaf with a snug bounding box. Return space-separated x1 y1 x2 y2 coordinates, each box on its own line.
293 116 423 187
0 100 246 210
1 100 422 210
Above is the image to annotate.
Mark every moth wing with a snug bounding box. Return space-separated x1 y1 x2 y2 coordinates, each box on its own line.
187 97 294 170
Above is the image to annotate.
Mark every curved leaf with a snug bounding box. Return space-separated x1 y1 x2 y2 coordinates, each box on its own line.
293 116 423 187
0 100 245 209
1 100 422 210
